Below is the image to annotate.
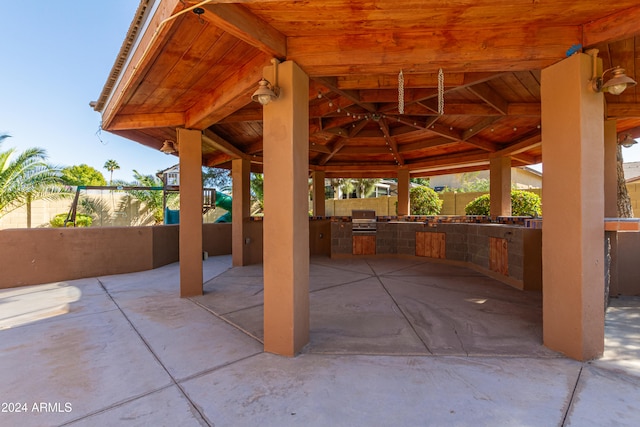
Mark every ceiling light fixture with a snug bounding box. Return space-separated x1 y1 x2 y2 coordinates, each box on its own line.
588 49 637 95
252 59 280 105
618 133 638 148
160 140 178 154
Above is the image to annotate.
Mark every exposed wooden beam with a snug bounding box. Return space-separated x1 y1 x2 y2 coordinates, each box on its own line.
309 144 332 154
462 117 501 141
185 53 269 129
319 139 347 166
491 130 542 157
607 103 640 119
337 73 466 90
202 129 247 159
463 137 499 152
289 26 581 75
379 119 404 165
109 112 185 130
398 137 454 153
312 77 376 112
200 4 286 58
583 5 640 47
467 83 509 115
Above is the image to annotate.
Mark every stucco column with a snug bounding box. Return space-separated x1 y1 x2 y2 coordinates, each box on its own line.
490 156 512 217
263 60 310 356
541 53 604 360
397 167 410 215
603 120 617 218
232 158 251 266
312 170 326 216
177 128 203 297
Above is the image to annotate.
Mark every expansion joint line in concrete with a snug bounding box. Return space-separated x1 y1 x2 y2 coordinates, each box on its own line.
365 260 434 355
561 365 584 427
93 278 213 427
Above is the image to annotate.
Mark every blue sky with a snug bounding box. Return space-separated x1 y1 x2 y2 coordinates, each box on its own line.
1 2 638 182
0 1 177 182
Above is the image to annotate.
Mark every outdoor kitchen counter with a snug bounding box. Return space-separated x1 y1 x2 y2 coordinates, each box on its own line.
330 219 542 291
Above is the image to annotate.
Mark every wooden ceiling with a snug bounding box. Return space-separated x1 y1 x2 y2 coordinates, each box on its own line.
96 0 640 178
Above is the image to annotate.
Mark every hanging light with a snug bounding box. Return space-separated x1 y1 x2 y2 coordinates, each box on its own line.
251 58 280 106
160 140 177 154
588 49 637 95
618 133 638 148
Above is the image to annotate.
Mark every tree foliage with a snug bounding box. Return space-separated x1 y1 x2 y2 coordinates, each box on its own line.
203 167 232 192
50 213 92 227
465 190 542 216
353 178 380 198
410 186 443 215
61 164 106 186
0 134 64 218
123 170 166 224
103 159 120 184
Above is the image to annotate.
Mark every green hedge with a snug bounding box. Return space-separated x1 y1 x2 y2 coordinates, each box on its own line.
50 213 93 227
410 186 443 215
464 190 541 216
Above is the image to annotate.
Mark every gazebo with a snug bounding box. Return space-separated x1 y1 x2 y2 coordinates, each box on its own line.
94 0 640 361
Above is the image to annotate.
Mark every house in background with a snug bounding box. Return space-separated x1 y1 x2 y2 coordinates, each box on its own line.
430 166 542 191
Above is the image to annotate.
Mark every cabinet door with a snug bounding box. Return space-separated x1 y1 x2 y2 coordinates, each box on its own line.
353 235 376 255
416 232 446 259
489 237 509 275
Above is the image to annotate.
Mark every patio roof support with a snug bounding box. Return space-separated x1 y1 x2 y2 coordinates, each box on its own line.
397 167 410 216
603 120 618 218
541 53 605 361
312 170 326 216
490 156 512 217
177 128 203 297
263 60 310 356
232 158 251 266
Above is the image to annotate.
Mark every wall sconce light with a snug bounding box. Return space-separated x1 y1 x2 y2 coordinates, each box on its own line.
618 133 638 148
588 49 637 95
160 140 178 154
251 58 280 105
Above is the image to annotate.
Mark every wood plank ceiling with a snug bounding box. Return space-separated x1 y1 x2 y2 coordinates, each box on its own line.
96 0 640 178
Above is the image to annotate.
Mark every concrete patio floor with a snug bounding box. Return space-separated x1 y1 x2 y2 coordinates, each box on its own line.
1 255 639 426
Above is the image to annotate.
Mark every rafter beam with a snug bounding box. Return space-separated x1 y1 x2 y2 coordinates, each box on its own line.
379 119 404 165
289 27 580 75
312 77 376 112
200 4 286 58
607 103 640 119
583 5 640 47
318 139 347 166
185 53 269 129
109 112 185 131
492 130 542 158
467 83 509 115
398 137 454 153
202 129 247 159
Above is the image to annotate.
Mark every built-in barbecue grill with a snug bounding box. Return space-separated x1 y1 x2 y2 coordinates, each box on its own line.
351 210 377 234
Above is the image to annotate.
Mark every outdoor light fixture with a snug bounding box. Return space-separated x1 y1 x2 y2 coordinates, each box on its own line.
588 49 637 95
160 140 178 154
618 133 638 148
251 59 280 105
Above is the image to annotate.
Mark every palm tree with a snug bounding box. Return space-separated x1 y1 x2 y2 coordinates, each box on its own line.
103 159 120 185
123 170 166 224
0 134 63 218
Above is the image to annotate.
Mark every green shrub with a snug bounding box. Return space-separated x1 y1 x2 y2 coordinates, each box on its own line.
464 190 542 216
410 186 443 215
50 213 93 227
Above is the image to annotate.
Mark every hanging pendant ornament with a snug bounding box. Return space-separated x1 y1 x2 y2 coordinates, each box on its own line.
398 70 405 115
437 68 444 116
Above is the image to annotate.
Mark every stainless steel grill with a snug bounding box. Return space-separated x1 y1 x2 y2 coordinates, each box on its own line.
351 210 377 234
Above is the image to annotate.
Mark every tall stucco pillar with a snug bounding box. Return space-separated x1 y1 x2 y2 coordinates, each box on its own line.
177 128 203 297
263 61 310 356
397 168 410 215
603 120 618 218
312 170 326 216
232 158 251 266
490 156 512 217
541 53 604 360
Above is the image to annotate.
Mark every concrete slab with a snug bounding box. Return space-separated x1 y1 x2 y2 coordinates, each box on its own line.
308 277 428 354
593 297 640 377
379 275 556 356
198 274 265 315
181 353 581 427
0 310 171 427
383 260 486 277
0 278 116 330
112 294 263 381
565 364 640 426
66 386 207 427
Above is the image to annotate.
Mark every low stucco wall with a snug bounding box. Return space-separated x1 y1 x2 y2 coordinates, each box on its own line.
0 224 232 289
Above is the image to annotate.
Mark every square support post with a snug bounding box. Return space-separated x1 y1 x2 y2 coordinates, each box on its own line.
397 168 410 216
177 128 203 297
263 61 310 356
490 156 511 217
541 53 605 360
232 158 251 266
312 171 326 217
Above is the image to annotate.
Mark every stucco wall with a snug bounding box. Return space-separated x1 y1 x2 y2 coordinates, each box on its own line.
0 224 232 289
